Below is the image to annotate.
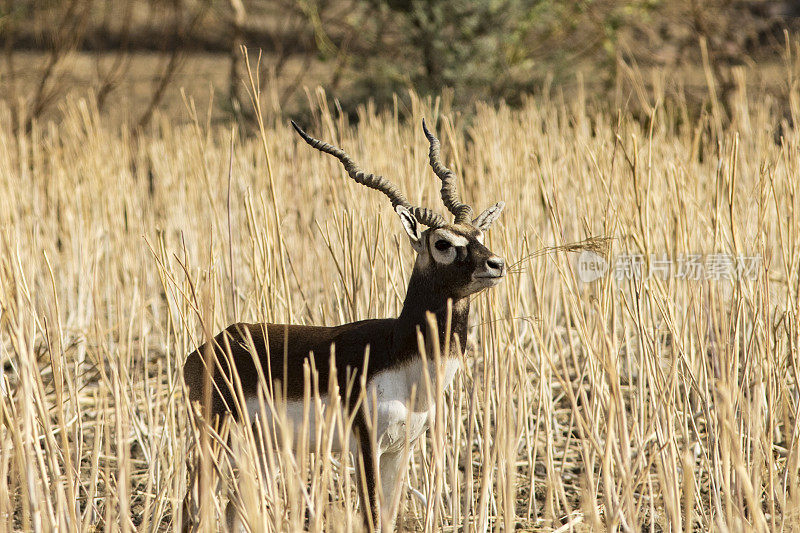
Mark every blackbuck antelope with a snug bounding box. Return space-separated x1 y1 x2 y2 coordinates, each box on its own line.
182 120 506 531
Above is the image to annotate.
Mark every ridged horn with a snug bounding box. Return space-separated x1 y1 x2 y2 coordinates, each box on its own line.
422 119 473 224
291 121 445 228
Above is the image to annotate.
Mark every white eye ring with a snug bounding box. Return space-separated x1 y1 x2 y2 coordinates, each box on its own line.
431 239 457 264
428 229 467 265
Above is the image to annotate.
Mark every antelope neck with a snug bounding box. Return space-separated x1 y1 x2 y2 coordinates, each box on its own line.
393 266 470 361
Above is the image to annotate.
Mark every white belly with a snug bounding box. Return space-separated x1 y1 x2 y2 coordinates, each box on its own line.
245 395 348 454
243 357 462 455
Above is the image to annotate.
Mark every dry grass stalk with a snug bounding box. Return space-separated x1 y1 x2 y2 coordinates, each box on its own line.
0 64 799 532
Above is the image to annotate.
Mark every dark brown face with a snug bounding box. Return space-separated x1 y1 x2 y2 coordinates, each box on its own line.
419 224 505 299
395 201 506 298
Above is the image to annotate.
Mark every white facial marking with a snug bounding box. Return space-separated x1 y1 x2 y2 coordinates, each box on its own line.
468 275 503 293
475 230 485 244
434 229 468 247
431 245 456 264
429 229 468 264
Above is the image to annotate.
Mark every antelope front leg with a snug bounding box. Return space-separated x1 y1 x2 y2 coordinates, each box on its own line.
378 447 412 532
181 454 198 533
353 415 381 531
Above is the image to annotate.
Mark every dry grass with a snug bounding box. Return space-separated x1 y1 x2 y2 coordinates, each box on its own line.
1 64 800 532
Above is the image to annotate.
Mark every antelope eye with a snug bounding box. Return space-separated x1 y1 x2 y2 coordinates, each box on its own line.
434 240 452 251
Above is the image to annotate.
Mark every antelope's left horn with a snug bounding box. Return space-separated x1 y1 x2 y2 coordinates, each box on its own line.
422 119 473 224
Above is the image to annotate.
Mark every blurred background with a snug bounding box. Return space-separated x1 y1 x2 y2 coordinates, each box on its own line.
3 4 800 531
1 0 799 132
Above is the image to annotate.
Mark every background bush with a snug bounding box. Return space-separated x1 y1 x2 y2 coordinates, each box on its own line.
1 0 798 126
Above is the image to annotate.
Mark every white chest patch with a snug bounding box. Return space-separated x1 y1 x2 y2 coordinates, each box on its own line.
367 357 462 453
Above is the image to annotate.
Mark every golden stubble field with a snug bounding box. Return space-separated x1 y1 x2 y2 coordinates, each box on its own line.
1 75 799 531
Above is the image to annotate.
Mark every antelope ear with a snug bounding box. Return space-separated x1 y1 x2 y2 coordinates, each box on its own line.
472 202 505 231
395 206 424 253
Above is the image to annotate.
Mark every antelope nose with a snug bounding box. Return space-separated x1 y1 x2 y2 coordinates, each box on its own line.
485 256 505 276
